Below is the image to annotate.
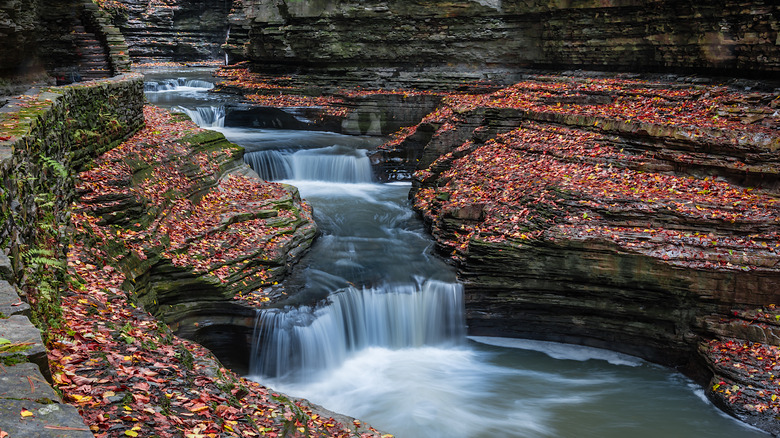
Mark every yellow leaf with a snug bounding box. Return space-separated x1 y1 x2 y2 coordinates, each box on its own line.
21 409 34 418
125 431 138 437
71 394 92 403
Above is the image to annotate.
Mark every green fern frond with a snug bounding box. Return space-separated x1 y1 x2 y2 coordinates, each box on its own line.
39 155 69 178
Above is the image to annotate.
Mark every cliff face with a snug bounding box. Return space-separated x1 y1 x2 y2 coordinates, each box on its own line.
0 0 41 77
225 0 780 86
0 0 131 85
115 0 233 62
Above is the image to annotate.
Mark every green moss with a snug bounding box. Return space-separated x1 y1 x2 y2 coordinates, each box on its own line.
0 353 28 366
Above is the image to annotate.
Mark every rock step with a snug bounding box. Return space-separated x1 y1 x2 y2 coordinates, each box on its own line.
0 365 93 437
69 19 113 80
0 280 29 317
0 277 91 436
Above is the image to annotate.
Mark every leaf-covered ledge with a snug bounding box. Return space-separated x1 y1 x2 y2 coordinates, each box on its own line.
72 105 317 339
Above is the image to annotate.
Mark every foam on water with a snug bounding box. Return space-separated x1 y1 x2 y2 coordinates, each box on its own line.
469 336 645 367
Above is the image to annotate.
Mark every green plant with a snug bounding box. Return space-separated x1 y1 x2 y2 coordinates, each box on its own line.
22 248 65 271
39 155 69 179
0 337 33 354
175 344 194 371
271 393 325 438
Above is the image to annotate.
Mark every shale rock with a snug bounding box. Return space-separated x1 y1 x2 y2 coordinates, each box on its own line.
74 107 318 340
226 0 780 87
375 72 780 433
113 0 232 62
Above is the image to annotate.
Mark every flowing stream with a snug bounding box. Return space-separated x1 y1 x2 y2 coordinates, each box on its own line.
144 69 768 438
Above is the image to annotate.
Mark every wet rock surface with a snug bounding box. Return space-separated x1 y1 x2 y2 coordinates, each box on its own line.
73 106 318 333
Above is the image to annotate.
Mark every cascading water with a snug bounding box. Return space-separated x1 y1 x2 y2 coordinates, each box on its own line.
252 280 465 381
244 145 373 183
143 71 769 438
144 78 215 92
176 106 225 128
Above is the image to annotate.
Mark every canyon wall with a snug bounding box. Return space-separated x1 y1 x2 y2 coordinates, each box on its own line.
0 0 130 83
376 74 780 431
113 0 233 62
225 0 780 87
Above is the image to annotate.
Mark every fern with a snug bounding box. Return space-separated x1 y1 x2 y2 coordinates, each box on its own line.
22 248 65 270
39 155 68 179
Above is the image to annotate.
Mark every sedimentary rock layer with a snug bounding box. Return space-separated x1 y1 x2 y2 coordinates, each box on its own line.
390 73 780 432
113 0 232 62
226 0 780 87
73 106 318 335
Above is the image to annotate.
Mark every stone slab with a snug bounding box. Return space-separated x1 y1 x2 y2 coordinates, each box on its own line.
0 362 59 402
0 315 48 379
0 280 29 317
0 398 93 438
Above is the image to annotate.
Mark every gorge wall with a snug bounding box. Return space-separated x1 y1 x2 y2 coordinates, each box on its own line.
1 0 131 90
111 0 233 62
225 0 780 87
377 74 780 431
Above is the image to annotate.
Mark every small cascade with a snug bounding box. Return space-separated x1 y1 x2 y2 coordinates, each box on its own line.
244 145 373 183
243 150 294 181
250 280 465 381
178 106 225 128
145 78 214 92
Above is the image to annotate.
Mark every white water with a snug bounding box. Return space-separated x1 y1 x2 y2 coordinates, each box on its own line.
252 280 465 381
244 145 373 183
144 73 769 438
144 77 214 92
177 106 225 128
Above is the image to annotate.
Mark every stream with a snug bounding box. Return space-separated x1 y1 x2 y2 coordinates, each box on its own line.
144 68 767 438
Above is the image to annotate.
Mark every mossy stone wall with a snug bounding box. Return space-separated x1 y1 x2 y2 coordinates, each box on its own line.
0 74 144 329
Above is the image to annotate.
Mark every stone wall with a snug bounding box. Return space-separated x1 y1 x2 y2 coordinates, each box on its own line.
0 74 145 327
225 0 780 86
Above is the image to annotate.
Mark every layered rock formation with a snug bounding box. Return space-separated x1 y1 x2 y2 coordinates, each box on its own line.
73 106 317 354
225 0 780 88
113 0 232 62
377 73 780 432
0 0 130 82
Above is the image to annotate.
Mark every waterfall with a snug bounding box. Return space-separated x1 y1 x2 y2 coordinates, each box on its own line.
243 150 294 181
178 106 225 128
250 280 465 381
244 145 374 183
145 78 214 92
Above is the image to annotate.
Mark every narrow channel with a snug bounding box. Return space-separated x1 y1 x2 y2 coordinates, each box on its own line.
144 68 768 438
